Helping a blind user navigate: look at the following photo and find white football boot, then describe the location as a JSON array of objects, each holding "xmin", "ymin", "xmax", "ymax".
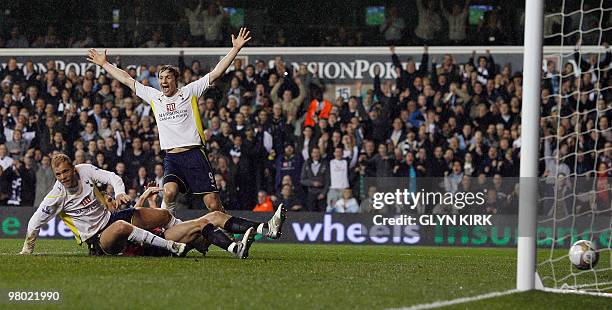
[
  {"xmin": 235, "ymin": 227, "xmax": 256, "ymax": 259},
  {"xmin": 266, "ymin": 204, "xmax": 287, "ymax": 239}
]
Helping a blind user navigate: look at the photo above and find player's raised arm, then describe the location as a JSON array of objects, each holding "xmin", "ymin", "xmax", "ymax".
[
  {"xmin": 87, "ymin": 48, "xmax": 136, "ymax": 92},
  {"xmin": 208, "ymin": 27, "xmax": 252, "ymax": 84}
]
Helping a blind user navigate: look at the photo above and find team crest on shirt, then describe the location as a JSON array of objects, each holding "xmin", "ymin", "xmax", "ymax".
[
  {"xmin": 81, "ymin": 196, "xmax": 94, "ymax": 207},
  {"xmin": 166, "ymin": 103, "xmax": 176, "ymax": 112}
]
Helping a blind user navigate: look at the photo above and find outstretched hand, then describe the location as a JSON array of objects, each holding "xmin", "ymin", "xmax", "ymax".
[
  {"xmin": 232, "ymin": 27, "xmax": 252, "ymax": 50},
  {"xmin": 87, "ymin": 48, "xmax": 108, "ymax": 67}
]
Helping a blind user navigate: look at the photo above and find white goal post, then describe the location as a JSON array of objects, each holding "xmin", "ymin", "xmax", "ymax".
[
  {"xmin": 517, "ymin": 0, "xmax": 544, "ymax": 292},
  {"xmin": 519, "ymin": 0, "xmax": 612, "ymax": 295}
]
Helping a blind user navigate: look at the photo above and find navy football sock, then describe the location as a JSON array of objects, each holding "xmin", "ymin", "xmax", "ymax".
[
  {"xmin": 201, "ymin": 224, "xmax": 236, "ymax": 253},
  {"xmin": 223, "ymin": 216, "xmax": 265, "ymax": 234}
]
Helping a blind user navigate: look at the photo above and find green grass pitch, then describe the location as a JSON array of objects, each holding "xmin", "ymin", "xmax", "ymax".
[{"xmin": 0, "ymin": 239, "xmax": 609, "ymax": 309}]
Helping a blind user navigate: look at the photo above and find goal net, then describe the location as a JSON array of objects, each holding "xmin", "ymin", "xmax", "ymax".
[{"xmin": 536, "ymin": 0, "xmax": 611, "ymax": 295}]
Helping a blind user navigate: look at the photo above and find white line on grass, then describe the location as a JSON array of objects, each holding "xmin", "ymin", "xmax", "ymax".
[
  {"xmin": 0, "ymin": 251, "xmax": 83, "ymax": 256},
  {"xmin": 541, "ymin": 287, "xmax": 612, "ymax": 298},
  {"xmin": 388, "ymin": 289, "xmax": 518, "ymax": 310},
  {"xmin": 391, "ymin": 287, "xmax": 612, "ymax": 310}
]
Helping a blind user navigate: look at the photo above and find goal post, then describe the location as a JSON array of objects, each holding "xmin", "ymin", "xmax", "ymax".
[
  {"xmin": 519, "ymin": 0, "xmax": 612, "ymax": 295},
  {"xmin": 517, "ymin": 0, "xmax": 544, "ymax": 291}
]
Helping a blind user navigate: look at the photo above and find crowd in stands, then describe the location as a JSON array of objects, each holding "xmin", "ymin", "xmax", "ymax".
[
  {"xmin": 0, "ymin": 40, "xmax": 610, "ymax": 214},
  {"xmin": 4, "ymin": 0, "xmax": 601, "ymax": 48}
]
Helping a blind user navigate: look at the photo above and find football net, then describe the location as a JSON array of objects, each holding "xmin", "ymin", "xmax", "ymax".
[{"xmin": 537, "ymin": 0, "xmax": 611, "ymax": 295}]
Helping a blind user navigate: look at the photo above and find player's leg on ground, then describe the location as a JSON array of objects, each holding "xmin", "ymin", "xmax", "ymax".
[
  {"xmin": 202, "ymin": 193, "xmax": 226, "ymax": 212},
  {"xmin": 131, "ymin": 208, "xmax": 182, "ymax": 230},
  {"xmin": 194, "ymin": 193, "xmax": 227, "ymax": 254},
  {"xmin": 205, "ymin": 205, "xmax": 287, "ymax": 239},
  {"xmin": 165, "ymin": 218, "xmax": 254, "ymax": 258},
  {"xmin": 161, "ymin": 182, "xmax": 179, "ymax": 214},
  {"xmin": 99, "ymin": 220, "xmax": 186, "ymax": 255},
  {"xmin": 164, "ymin": 217, "xmax": 209, "ymax": 244},
  {"xmin": 162, "ymin": 217, "xmax": 210, "ymax": 256},
  {"xmin": 201, "ymin": 222, "xmax": 255, "ymax": 259}
]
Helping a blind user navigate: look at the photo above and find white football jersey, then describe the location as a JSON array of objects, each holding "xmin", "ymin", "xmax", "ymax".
[
  {"xmin": 25, "ymin": 164, "xmax": 126, "ymax": 244},
  {"xmin": 135, "ymin": 74, "xmax": 210, "ymax": 150}
]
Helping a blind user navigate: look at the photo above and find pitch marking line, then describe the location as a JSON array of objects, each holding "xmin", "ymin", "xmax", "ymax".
[
  {"xmin": 541, "ymin": 287, "xmax": 612, "ymax": 298},
  {"xmin": 388, "ymin": 289, "xmax": 519, "ymax": 310}
]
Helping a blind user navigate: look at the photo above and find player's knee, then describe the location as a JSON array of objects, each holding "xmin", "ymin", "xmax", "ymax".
[
  {"xmin": 203, "ymin": 196, "xmax": 224, "ymax": 212},
  {"xmin": 113, "ymin": 220, "xmax": 133, "ymax": 236},
  {"xmin": 163, "ymin": 187, "xmax": 177, "ymax": 201},
  {"xmin": 196, "ymin": 217, "xmax": 210, "ymax": 229},
  {"xmin": 208, "ymin": 211, "xmax": 223, "ymax": 221}
]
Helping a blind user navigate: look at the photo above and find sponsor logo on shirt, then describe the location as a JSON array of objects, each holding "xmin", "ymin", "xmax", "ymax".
[
  {"xmin": 158, "ymin": 109, "xmax": 189, "ymax": 122},
  {"xmin": 166, "ymin": 103, "xmax": 176, "ymax": 112}
]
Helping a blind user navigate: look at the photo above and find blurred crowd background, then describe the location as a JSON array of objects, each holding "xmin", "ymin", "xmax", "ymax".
[
  {"xmin": 0, "ymin": 0, "xmax": 608, "ymax": 48},
  {"xmin": 0, "ymin": 0, "xmax": 609, "ymax": 215}
]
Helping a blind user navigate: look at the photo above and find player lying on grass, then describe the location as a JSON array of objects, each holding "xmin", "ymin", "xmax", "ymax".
[
  {"xmin": 19, "ymin": 154, "xmax": 187, "ymax": 256},
  {"xmin": 107, "ymin": 186, "xmax": 287, "ymax": 258}
]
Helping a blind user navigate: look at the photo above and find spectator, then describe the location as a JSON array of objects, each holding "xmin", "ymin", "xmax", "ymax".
[
  {"xmin": 253, "ymin": 190, "xmax": 273, "ymax": 212},
  {"xmin": 0, "ymin": 144, "xmax": 14, "ymax": 171},
  {"xmin": 271, "ymin": 76, "xmax": 305, "ymax": 118},
  {"xmin": 477, "ymin": 11, "xmax": 508, "ymax": 45},
  {"xmin": 390, "ymin": 46, "xmax": 429, "ymax": 93},
  {"xmin": 300, "ymin": 147, "xmax": 329, "ymax": 212},
  {"xmin": 359, "ymin": 186, "xmax": 379, "ymax": 213},
  {"xmin": 367, "ymin": 143, "xmax": 394, "ymax": 177},
  {"xmin": 276, "ymin": 184, "xmax": 302, "ymax": 211},
  {"xmin": 4, "ymin": 160, "xmax": 25, "ymax": 205},
  {"xmin": 184, "ymin": 1, "xmax": 206, "ymax": 45},
  {"xmin": 440, "ymin": 0, "xmax": 470, "ymax": 44},
  {"xmin": 122, "ymin": 137, "xmax": 150, "ymax": 181},
  {"xmin": 202, "ymin": 2, "xmax": 226, "ymax": 46},
  {"xmin": 2, "ymin": 58, "xmax": 23, "ymax": 83},
  {"xmin": 21, "ymin": 156, "xmax": 36, "ymax": 206},
  {"xmin": 573, "ymin": 41, "xmax": 611, "ymax": 83},
  {"xmin": 81, "ymin": 122, "xmax": 99, "ymax": 143},
  {"xmin": 34, "ymin": 155, "xmax": 54, "ymax": 207},
  {"xmin": 304, "ymin": 97, "xmax": 333, "ymax": 128},
  {"xmin": 6, "ymin": 27, "xmax": 29, "ymax": 48},
  {"xmin": 327, "ymin": 188, "xmax": 359, "ymax": 213},
  {"xmin": 6, "ymin": 129, "xmax": 30, "ymax": 160},
  {"xmin": 327, "ymin": 146, "xmax": 351, "ymax": 208},
  {"xmin": 131, "ymin": 166, "xmax": 151, "ymax": 196},
  {"xmin": 380, "ymin": 6, "xmax": 405, "ymax": 45},
  {"xmin": 297, "ymin": 126, "xmax": 316, "ymax": 161},
  {"xmin": 275, "ymin": 143, "xmax": 302, "ymax": 193},
  {"xmin": 469, "ymin": 50, "xmax": 497, "ymax": 85},
  {"xmin": 414, "ymin": 0, "xmax": 442, "ymax": 44}
]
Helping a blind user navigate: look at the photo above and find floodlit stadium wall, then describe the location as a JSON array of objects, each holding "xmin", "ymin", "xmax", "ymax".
[{"xmin": 1, "ymin": 208, "xmax": 609, "ymax": 248}]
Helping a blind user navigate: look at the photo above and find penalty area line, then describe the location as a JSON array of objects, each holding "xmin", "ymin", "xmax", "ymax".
[{"xmin": 388, "ymin": 289, "xmax": 518, "ymax": 310}]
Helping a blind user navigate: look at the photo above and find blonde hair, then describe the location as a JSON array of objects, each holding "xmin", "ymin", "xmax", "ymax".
[{"xmin": 51, "ymin": 153, "xmax": 73, "ymax": 170}]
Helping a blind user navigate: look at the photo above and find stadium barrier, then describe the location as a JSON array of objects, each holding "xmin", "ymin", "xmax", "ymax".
[{"xmin": 0, "ymin": 207, "xmax": 609, "ymax": 248}]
